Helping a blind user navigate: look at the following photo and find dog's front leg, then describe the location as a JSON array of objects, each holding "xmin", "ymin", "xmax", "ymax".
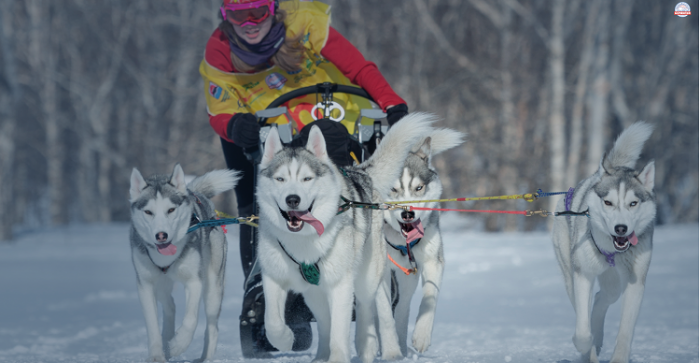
[
  {"xmin": 262, "ymin": 274, "xmax": 294, "ymax": 351},
  {"xmin": 375, "ymin": 272, "xmax": 402, "ymax": 360},
  {"xmin": 137, "ymin": 281, "xmax": 166, "ymax": 362},
  {"xmin": 610, "ymin": 257, "xmax": 650, "ymax": 363},
  {"xmin": 327, "ymin": 277, "xmax": 354, "ymax": 363},
  {"xmin": 572, "ymin": 270, "xmax": 597, "ymax": 362},
  {"xmin": 412, "ymin": 250, "xmax": 444, "ymax": 353},
  {"xmin": 168, "ymin": 278, "xmax": 203, "ymax": 357}
]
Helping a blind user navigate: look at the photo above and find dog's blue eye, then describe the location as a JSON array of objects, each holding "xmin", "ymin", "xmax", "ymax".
[
  {"xmin": 604, "ymin": 200, "xmax": 613, "ymax": 206},
  {"xmin": 630, "ymin": 201, "xmax": 638, "ymax": 207},
  {"xmin": 144, "ymin": 210, "xmax": 153, "ymax": 215},
  {"xmin": 391, "ymin": 188, "xmax": 398, "ymax": 193},
  {"xmin": 275, "ymin": 177, "xmax": 284, "ymax": 182},
  {"xmin": 303, "ymin": 177, "xmax": 313, "ymax": 182},
  {"xmin": 416, "ymin": 185, "xmax": 424, "ymax": 191},
  {"xmin": 167, "ymin": 208, "xmax": 175, "ymax": 214}
]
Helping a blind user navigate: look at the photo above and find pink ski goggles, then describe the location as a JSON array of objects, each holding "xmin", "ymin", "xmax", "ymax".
[{"xmin": 221, "ymin": 0, "xmax": 275, "ymax": 27}]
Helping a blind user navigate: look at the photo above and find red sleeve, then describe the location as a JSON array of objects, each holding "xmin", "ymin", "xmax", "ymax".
[
  {"xmin": 320, "ymin": 27, "xmax": 406, "ymax": 111},
  {"xmin": 204, "ymin": 29, "xmax": 235, "ymax": 142}
]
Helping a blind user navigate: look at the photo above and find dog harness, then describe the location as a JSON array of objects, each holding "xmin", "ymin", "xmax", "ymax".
[
  {"xmin": 385, "ymin": 237, "xmax": 422, "ymax": 257},
  {"xmin": 277, "ymin": 240, "xmax": 321, "ymax": 285}
]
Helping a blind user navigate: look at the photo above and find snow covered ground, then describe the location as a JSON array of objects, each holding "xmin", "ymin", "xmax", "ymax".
[{"xmin": 0, "ymin": 215, "xmax": 697, "ymax": 363}]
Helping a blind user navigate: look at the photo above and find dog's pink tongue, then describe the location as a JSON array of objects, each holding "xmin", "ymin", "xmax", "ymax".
[
  {"xmin": 629, "ymin": 231, "xmax": 638, "ymax": 246},
  {"xmin": 289, "ymin": 210, "xmax": 325, "ymax": 236},
  {"xmin": 157, "ymin": 243, "xmax": 177, "ymax": 256},
  {"xmin": 406, "ymin": 220, "xmax": 425, "ymax": 242}
]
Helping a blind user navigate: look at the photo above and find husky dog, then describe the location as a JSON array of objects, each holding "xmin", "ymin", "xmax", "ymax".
[
  {"xmin": 255, "ymin": 113, "xmax": 437, "ymax": 363},
  {"xmin": 375, "ymin": 129, "xmax": 464, "ymax": 358},
  {"xmin": 129, "ymin": 164, "xmax": 240, "ymax": 362},
  {"xmin": 551, "ymin": 122, "xmax": 655, "ymax": 363}
]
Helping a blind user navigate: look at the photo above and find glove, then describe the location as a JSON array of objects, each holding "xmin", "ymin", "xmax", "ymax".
[
  {"xmin": 227, "ymin": 113, "xmax": 261, "ymax": 149},
  {"xmin": 386, "ymin": 104, "xmax": 408, "ymax": 126}
]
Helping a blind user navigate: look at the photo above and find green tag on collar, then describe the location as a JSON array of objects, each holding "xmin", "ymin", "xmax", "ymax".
[{"xmin": 300, "ymin": 263, "xmax": 320, "ymax": 285}]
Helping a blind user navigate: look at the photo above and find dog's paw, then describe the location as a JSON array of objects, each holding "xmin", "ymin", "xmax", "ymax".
[
  {"xmin": 168, "ymin": 333, "xmax": 191, "ymax": 358},
  {"xmin": 412, "ymin": 325, "xmax": 432, "ymax": 353},
  {"xmin": 582, "ymin": 348, "xmax": 600, "ymax": 363},
  {"xmin": 266, "ymin": 324, "xmax": 294, "ymax": 351},
  {"xmin": 572, "ymin": 332, "xmax": 594, "ymax": 354},
  {"xmin": 381, "ymin": 349, "xmax": 404, "ymax": 361},
  {"xmin": 146, "ymin": 354, "xmax": 166, "ymax": 363}
]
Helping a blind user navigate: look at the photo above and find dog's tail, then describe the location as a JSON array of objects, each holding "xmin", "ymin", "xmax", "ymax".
[
  {"xmin": 413, "ymin": 127, "xmax": 466, "ymax": 155},
  {"xmin": 188, "ymin": 169, "xmax": 241, "ymax": 199},
  {"xmin": 603, "ymin": 121, "xmax": 654, "ymax": 170},
  {"xmin": 362, "ymin": 112, "xmax": 438, "ymax": 196}
]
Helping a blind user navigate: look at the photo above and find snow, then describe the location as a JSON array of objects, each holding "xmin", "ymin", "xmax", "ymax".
[{"xmin": 0, "ymin": 216, "xmax": 697, "ymax": 363}]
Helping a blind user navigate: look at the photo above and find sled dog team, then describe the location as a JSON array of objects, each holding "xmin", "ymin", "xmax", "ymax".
[{"xmin": 129, "ymin": 114, "xmax": 655, "ymax": 363}]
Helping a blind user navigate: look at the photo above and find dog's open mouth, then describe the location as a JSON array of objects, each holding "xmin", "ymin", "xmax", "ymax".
[
  {"xmin": 156, "ymin": 242, "xmax": 177, "ymax": 256},
  {"xmin": 399, "ymin": 219, "xmax": 425, "ymax": 241},
  {"xmin": 279, "ymin": 202, "xmax": 325, "ymax": 235},
  {"xmin": 611, "ymin": 231, "xmax": 638, "ymax": 252}
]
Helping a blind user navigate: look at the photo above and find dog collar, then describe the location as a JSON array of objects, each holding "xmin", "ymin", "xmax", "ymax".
[{"xmin": 277, "ymin": 240, "xmax": 320, "ymax": 285}]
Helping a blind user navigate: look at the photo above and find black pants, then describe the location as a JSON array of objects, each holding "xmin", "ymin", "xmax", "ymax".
[{"xmin": 220, "ymin": 138, "xmax": 257, "ymax": 280}]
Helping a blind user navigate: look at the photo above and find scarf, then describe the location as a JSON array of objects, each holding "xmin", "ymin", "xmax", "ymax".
[{"xmin": 228, "ymin": 22, "xmax": 286, "ymax": 66}]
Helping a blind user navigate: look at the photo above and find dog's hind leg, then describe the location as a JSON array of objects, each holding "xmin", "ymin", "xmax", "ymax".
[
  {"xmin": 376, "ymin": 272, "xmax": 402, "ymax": 360},
  {"xmin": 590, "ymin": 267, "xmax": 621, "ymax": 355},
  {"xmin": 156, "ymin": 278, "xmax": 176, "ymax": 359},
  {"xmin": 169, "ymin": 278, "xmax": 203, "ymax": 357},
  {"xmin": 412, "ymin": 244, "xmax": 444, "ymax": 354}
]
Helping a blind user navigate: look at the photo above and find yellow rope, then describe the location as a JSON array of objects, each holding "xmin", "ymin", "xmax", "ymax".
[{"xmin": 383, "ymin": 192, "xmax": 538, "ymax": 205}]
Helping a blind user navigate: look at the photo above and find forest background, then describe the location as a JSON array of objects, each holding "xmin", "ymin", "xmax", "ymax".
[{"xmin": 0, "ymin": 0, "xmax": 697, "ymax": 240}]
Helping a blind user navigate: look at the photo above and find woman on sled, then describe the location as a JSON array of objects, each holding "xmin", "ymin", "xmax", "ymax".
[{"xmin": 199, "ymin": 0, "xmax": 407, "ymax": 357}]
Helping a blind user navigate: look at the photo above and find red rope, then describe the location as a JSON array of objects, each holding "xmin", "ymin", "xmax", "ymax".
[{"xmin": 409, "ymin": 206, "xmax": 528, "ymax": 215}]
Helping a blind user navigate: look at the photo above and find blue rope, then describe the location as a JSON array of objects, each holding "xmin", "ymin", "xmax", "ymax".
[
  {"xmin": 536, "ymin": 188, "xmax": 570, "ymax": 198},
  {"xmin": 187, "ymin": 218, "xmax": 241, "ymax": 233}
]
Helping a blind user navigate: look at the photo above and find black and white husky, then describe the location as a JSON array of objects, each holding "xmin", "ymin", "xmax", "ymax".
[
  {"xmin": 375, "ymin": 129, "xmax": 464, "ymax": 358},
  {"xmin": 255, "ymin": 113, "xmax": 436, "ymax": 363},
  {"xmin": 129, "ymin": 164, "xmax": 239, "ymax": 362},
  {"xmin": 551, "ymin": 122, "xmax": 655, "ymax": 363}
]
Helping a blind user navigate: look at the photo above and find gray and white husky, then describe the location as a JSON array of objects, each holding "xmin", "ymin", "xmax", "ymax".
[
  {"xmin": 551, "ymin": 122, "xmax": 655, "ymax": 363},
  {"xmin": 375, "ymin": 129, "xmax": 464, "ymax": 358},
  {"xmin": 129, "ymin": 164, "xmax": 240, "ymax": 362},
  {"xmin": 256, "ymin": 113, "xmax": 437, "ymax": 363}
]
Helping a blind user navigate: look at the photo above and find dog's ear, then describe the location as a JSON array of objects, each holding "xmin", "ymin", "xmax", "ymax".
[
  {"xmin": 637, "ymin": 160, "xmax": 655, "ymax": 192},
  {"xmin": 261, "ymin": 127, "xmax": 283, "ymax": 168},
  {"xmin": 414, "ymin": 137, "xmax": 432, "ymax": 165},
  {"xmin": 170, "ymin": 163, "xmax": 187, "ymax": 194},
  {"xmin": 305, "ymin": 125, "xmax": 329, "ymax": 162},
  {"xmin": 129, "ymin": 168, "xmax": 147, "ymax": 202}
]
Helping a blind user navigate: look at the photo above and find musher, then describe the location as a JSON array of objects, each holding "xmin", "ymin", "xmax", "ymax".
[{"xmin": 199, "ymin": 0, "xmax": 408, "ymax": 356}]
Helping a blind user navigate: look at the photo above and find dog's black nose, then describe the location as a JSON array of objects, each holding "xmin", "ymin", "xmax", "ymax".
[
  {"xmin": 401, "ymin": 210, "xmax": 415, "ymax": 222},
  {"xmin": 156, "ymin": 232, "xmax": 168, "ymax": 242},
  {"xmin": 286, "ymin": 194, "xmax": 301, "ymax": 209},
  {"xmin": 614, "ymin": 224, "xmax": 628, "ymax": 236}
]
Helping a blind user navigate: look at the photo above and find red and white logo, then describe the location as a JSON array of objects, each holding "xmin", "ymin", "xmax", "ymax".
[{"xmin": 675, "ymin": 2, "xmax": 691, "ymax": 17}]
